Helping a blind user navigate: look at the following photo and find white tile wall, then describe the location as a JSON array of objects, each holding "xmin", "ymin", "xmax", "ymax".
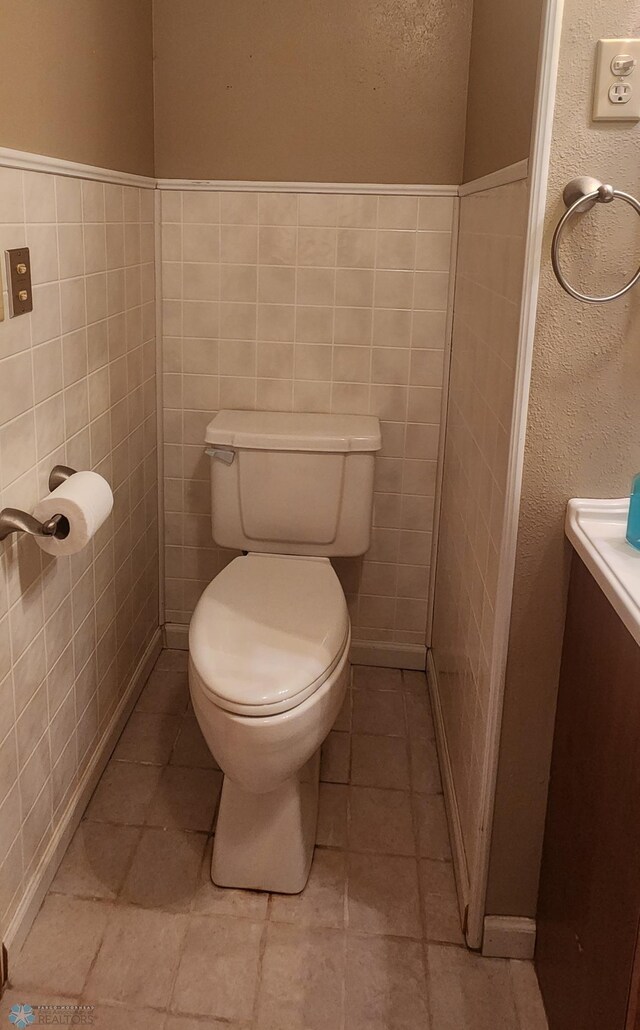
[
  {"xmin": 0, "ymin": 167, "xmax": 159, "ymax": 935},
  {"xmin": 160, "ymin": 190, "xmax": 455, "ymax": 647},
  {"xmin": 430, "ymin": 179, "xmax": 528, "ymax": 873}
]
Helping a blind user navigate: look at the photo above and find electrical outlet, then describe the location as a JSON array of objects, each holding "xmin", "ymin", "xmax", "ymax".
[{"xmin": 593, "ymin": 38, "xmax": 640, "ymax": 121}]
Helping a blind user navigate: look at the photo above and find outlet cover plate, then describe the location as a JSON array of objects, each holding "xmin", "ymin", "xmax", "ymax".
[{"xmin": 593, "ymin": 38, "xmax": 640, "ymax": 121}]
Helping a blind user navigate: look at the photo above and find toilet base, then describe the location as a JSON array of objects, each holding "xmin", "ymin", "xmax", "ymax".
[{"xmin": 211, "ymin": 749, "xmax": 320, "ymax": 894}]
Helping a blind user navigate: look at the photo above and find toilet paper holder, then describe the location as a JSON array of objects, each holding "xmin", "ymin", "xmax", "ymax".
[{"xmin": 0, "ymin": 464, "xmax": 76, "ymax": 542}]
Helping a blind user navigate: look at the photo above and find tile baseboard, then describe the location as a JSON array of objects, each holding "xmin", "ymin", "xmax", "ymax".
[
  {"xmin": 3, "ymin": 627, "xmax": 162, "ymax": 963},
  {"xmin": 427, "ymin": 648, "xmax": 471, "ymax": 940},
  {"xmin": 164, "ymin": 622, "xmax": 426, "ymax": 671},
  {"xmin": 482, "ymin": 916, "xmax": 537, "ymax": 960},
  {"xmin": 164, "ymin": 622, "xmax": 190, "ymax": 650},
  {"xmin": 349, "ymin": 641, "xmax": 426, "ymax": 670}
]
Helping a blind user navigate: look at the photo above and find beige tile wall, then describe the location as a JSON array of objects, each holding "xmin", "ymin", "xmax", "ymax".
[
  {"xmin": 160, "ymin": 190, "xmax": 455, "ymax": 650},
  {"xmin": 430, "ymin": 179, "xmax": 528, "ymax": 875},
  {"xmin": 0, "ymin": 167, "xmax": 159, "ymax": 937}
]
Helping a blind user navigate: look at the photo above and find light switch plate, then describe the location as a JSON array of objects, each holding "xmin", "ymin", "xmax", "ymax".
[
  {"xmin": 4, "ymin": 247, "xmax": 33, "ymax": 316},
  {"xmin": 593, "ymin": 38, "xmax": 640, "ymax": 121}
]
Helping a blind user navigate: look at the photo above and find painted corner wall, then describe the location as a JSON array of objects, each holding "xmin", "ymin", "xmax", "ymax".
[
  {"xmin": 486, "ymin": 0, "xmax": 640, "ymax": 918},
  {"xmin": 152, "ymin": 0, "xmax": 473, "ymax": 184},
  {"xmin": 0, "ymin": 0, "xmax": 155, "ymax": 177},
  {"xmin": 462, "ymin": 0, "xmax": 544, "ymax": 183}
]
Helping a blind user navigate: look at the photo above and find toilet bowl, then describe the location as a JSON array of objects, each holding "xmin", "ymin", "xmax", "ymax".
[
  {"xmin": 189, "ymin": 551, "xmax": 351, "ymax": 893},
  {"xmin": 188, "ymin": 409, "xmax": 380, "ymax": 894}
]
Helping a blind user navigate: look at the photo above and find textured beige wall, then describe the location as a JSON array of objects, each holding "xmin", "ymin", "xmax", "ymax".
[
  {"xmin": 0, "ymin": 0, "xmax": 154, "ymax": 176},
  {"xmin": 462, "ymin": 0, "xmax": 544, "ymax": 182},
  {"xmin": 486, "ymin": 0, "xmax": 640, "ymax": 917},
  {"xmin": 152, "ymin": 0, "xmax": 473, "ymax": 184}
]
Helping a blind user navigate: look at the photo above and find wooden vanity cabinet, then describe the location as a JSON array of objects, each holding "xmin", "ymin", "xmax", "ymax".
[{"xmin": 536, "ymin": 554, "xmax": 640, "ymax": 1030}]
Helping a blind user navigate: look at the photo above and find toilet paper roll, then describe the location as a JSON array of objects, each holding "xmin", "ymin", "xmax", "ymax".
[{"xmin": 33, "ymin": 471, "xmax": 113, "ymax": 556}]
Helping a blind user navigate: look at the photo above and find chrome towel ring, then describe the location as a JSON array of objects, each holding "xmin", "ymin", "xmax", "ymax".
[{"xmin": 551, "ymin": 176, "xmax": 640, "ymax": 304}]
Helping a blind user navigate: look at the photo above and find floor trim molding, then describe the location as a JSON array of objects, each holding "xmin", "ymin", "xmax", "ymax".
[
  {"xmin": 427, "ymin": 649, "xmax": 471, "ymax": 938},
  {"xmin": 164, "ymin": 622, "xmax": 189, "ymax": 650},
  {"xmin": 3, "ymin": 628, "xmax": 162, "ymax": 962},
  {"xmin": 349, "ymin": 641, "xmax": 426, "ymax": 670},
  {"xmin": 482, "ymin": 916, "xmax": 537, "ymax": 960},
  {"xmin": 164, "ymin": 623, "xmax": 426, "ymax": 671}
]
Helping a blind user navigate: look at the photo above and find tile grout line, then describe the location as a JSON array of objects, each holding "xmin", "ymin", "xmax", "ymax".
[
  {"xmin": 404, "ymin": 670, "xmax": 437, "ymax": 1021},
  {"xmin": 250, "ymin": 898, "xmax": 272, "ymax": 1029}
]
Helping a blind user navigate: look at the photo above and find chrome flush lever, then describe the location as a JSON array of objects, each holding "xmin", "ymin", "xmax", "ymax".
[{"xmin": 205, "ymin": 448, "xmax": 235, "ymax": 465}]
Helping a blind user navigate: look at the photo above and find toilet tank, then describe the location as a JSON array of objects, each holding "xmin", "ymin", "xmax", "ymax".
[{"xmin": 205, "ymin": 410, "xmax": 381, "ymax": 556}]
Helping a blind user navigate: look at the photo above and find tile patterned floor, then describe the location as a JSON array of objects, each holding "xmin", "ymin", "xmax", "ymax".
[{"xmin": 2, "ymin": 650, "xmax": 548, "ymax": 1029}]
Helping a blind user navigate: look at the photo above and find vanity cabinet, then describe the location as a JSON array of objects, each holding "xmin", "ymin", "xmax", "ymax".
[{"xmin": 536, "ymin": 554, "xmax": 640, "ymax": 1030}]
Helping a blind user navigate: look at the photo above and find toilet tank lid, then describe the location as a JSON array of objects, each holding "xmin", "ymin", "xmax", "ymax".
[{"xmin": 205, "ymin": 410, "xmax": 381, "ymax": 452}]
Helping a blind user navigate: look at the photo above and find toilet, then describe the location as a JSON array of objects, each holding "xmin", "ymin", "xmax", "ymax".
[{"xmin": 188, "ymin": 409, "xmax": 381, "ymax": 893}]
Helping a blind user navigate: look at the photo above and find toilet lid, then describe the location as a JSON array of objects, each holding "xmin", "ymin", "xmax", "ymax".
[{"xmin": 189, "ymin": 553, "xmax": 350, "ymax": 715}]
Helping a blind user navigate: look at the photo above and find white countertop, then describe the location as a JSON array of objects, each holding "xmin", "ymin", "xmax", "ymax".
[{"xmin": 566, "ymin": 498, "xmax": 640, "ymax": 648}]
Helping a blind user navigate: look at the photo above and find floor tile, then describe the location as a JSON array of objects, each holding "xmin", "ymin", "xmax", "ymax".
[
  {"xmin": 85, "ymin": 761, "xmax": 162, "ymax": 825},
  {"xmin": 50, "ymin": 822, "xmax": 140, "ymax": 900},
  {"xmin": 345, "ymin": 932, "xmax": 428, "ymax": 1029},
  {"xmin": 85, "ymin": 906, "xmax": 188, "ymax": 1009},
  {"xmin": 332, "ymin": 690, "xmax": 352, "ymax": 732},
  {"xmin": 255, "ymin": 923, "xmax": 345, "ymax": 1030},
  {"xmin": 509, "ymin": 960, "xmax": 549, "ymax": 1030},
  {"xmin": 351, "ymin": 734, "xmax": 410, "ymax": 789},
  {"xmin": 427, "ymin": 943, "xmax": 521, "ymax": 1029},
  {"xmin": 120, "ymin": 827, "xmax": 207, "ymax": 912},
  {"xmin": 171, "ymin": 915, "xmax": 263, "ymax": 1021},
  {"xmin": 155, "ymin": 649, "xmax": 189, "ymax": 672},
  {"xmin": 405, "ymin": 692, "xmax": 435, "ymax": 740},
  {"xmin": 316, "ymin": 783, "xmax": 348, "ymax": 848},
  {"xmin": 319, "ymin": 730, "xmax": 350, "ymax": 783},
  {"xmin": 414, "ymin": 794, "xmax": 451, "ymax": 860},
  {"xmin": 114, "ymin": 711, "xmax": 182, "ymax": 764},
  {"xmin": 9, "ymin": 651, "xmax": 545, "ymax": 1030},
  {"xmin": 352, "ymin": 689, "xmax": 406, "ymax": 736},
  {"xmin": 410, "ymin": 737, "xmax": 442, "ymax": 793},
  {"xmin": 10, "ymin": 895, "xmax": 109, "ymax": 995},
  {"xmin": 146, "ymin": 766, "xmax": 222, "ymax": 831},
  {"xmin": 402, "ymin": 669, "xmax": 428, "ymax": 693},
  {"xmin": 347, "ymin": 852, "xmax": 421, "ymax": 938},
  {"xmin": 82, "ymin": 1004, "xmax": 164, "ymax": 1029},
  {"xmin": 192, "ymin": 840, "xmax": 269, "ymax": 920},
  {"xmin": 353, "ymin": 666, "xmax": 403, "ymax": 691},
  {"xmin": 270, "ymin": 848, "xmax": 346, "ymax": 929},
  {"xmin": 1, "ymin": 991, "xmax": 80, "ymax": 1009},
  {"xmin": 165, "ymin": 1017, "xmax": 249, "ymax": 1029},
  {"xmin": 348, "ymin": 786, "xmax": 415, "ymax": 855},
  {"xmin": 420, "ymin": 859, "xmax": 464, "ymax": 944},
  {"xmin": 171, "ymin": 716, "xmax": 218, "ymax": 769},
  {"xmin": 136, "ymin": 669, "xmax": 190, "ymax": 715}
]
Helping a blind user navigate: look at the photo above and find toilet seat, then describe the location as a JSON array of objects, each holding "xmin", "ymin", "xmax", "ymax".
[{"xmin": 189, "ymin": 552, "xmax": 350, "ymax": 717}]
